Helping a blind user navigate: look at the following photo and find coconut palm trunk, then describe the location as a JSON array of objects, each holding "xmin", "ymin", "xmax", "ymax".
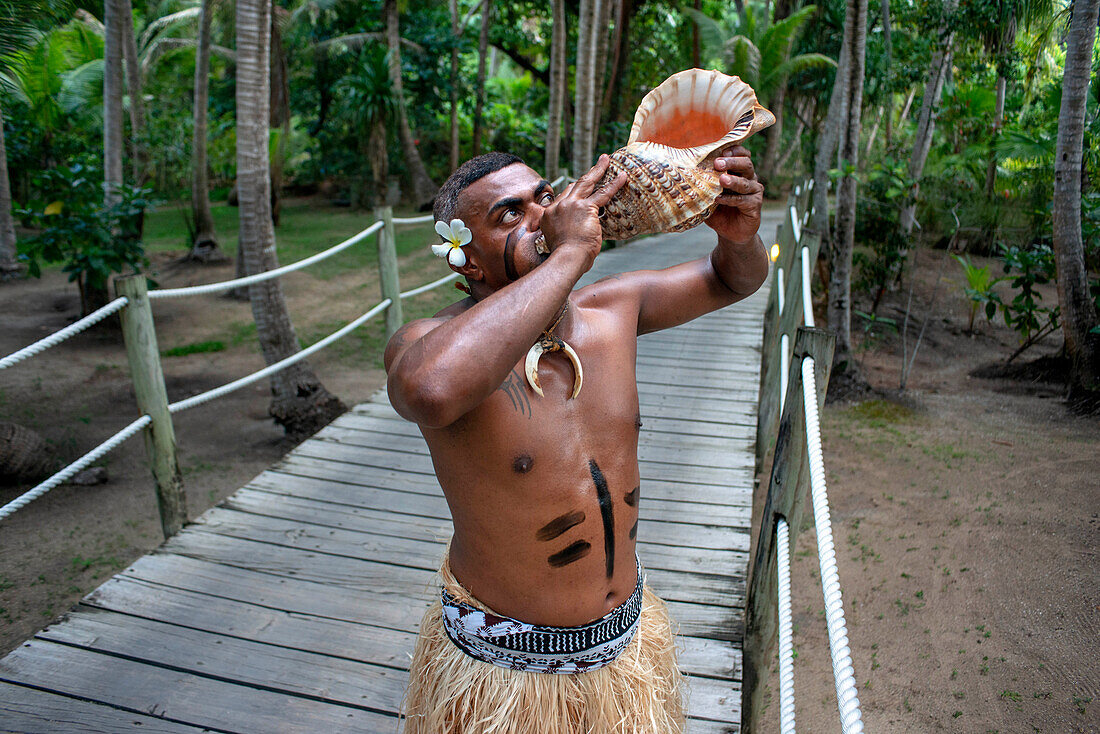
[
  {"xmin": 104, "ymin": 0, "xmax": 125, "ymax": 208},
  {"xmin": 571, "ymin": 0, "xmax": 596, "ymax": 174},
  {"xmin": 590, "ymin": 0, "xmax": 613, "ymax": 154},
  {"xmin": 1052, "ymin": 0, "xmax": 1100, "ymax": 405},
  {"xmin": 0, "ymin": 101, "xmax": 18, "ymax": 277},
  {"xmin": 235, "ymin": 0, "xmax": 345, "ymax": 439},
  {"xmin": 472, "ymin": 0, "xmax": 491, "ymax": 157},
  {"xmin": 383, "ymin": 0, "xmax": 437, "ymax": 209},
  {"xmin": 827, "ymin": 0, "xmax": 868, "ymax": 384},
  {"xmin": 809, "ymin": 42, "xmax": 848, "ymax": 246},
  {"xmin": 899, "ymin": 0, "xmax": 956, "ymax": 236},
  {"xmin": 120, "ymin": 0, "xmax": 147, "ymax": 187},
  {"xmin": 448, "ymin": 0, "xmax": 461, "ymax": 171},
  {"xmin": 188, "ymin": 0, "xmax": 223, "ymax": 262},
  {"xmin": 545, "ymin": 0, "xmax": 566, "ymax": 180}
]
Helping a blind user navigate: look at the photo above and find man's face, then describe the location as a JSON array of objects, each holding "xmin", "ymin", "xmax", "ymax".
[{"xmin": 455, "ymin": 163, "xmax": 555, "ymax": 290}]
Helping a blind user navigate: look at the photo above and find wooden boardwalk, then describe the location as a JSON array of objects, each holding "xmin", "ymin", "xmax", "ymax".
[{"xmin": 0, "ymin": 224, "xmax": 769, "ymax": 734}]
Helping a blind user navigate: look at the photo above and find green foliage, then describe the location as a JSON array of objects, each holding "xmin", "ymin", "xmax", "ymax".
[
  {"xmin": 16, "ymin": 163, "xmax": 151, "ymax": 309},
  {"xmin": 953, "ymin": 254, "xmax": 1003, "ymax": 332},
  {"xmin": 853, "ymin": 158, "xmax": 911, "ymax": 304},
  {"xmin": 162, "ymin": 340, "xmax": 226, "ymax": 357},
  {"xmin": 982, "ymin": 244, "xmax": 1059, "ymax": 352}
]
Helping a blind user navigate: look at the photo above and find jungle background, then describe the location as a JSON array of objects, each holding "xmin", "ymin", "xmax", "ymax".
[{"xmin": 1, "ymin": 0, "xmax": 1098, "ymax": 731}]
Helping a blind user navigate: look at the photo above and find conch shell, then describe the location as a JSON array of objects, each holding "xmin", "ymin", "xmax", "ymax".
[{"xmin": 597, "ymin": 69, "xmax": 775, "ymax": 240}]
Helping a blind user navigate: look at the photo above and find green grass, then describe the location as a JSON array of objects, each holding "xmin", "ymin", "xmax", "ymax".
[
  {"xmin": 142, "ymin": 199, "xmax": 439, "ymax": 281},
  {"xmin": 162, "ymin": 340, "xmax": 226, "ymax": 357}
]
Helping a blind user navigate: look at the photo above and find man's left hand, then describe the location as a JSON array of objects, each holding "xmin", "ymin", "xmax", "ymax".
[{"xmin": 707, "ymin": 146, "xmax": 764, "ymax": 245}]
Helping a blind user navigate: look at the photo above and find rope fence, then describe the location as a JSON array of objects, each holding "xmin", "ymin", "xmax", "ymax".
[
  {"xmin": 1, "ymin": 174, "xmax": 574, "ymax": 526},
  {"xmin": 745, "ymin": 181, "xmax": 864, "ymax": 733},
  {"xmin": 0, "ymin": 297, "xmax": 129, "ymax": 370}
]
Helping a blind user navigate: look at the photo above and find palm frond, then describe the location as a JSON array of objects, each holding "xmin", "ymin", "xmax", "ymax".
[
  {"xmin": 682, "ymin": 7, "xmax": 731, "ymax": 66},
  {"xmin": 58, "ymin": 57, "xmax": 102, "ymax": 115},
  {"xmin": 995, "ymin": 129, "xmax": 1055, "ymax": 162},
  {"xmin": 314, "ymin": 32, "xmax": 424, "ymax": 56},
  {"xmin": 138, "ymin": 5, "xmax": 199, "ymax": 51},
  {"xmin": 725, "ymin": 35, "xmax": 762, "ymax": 88}
]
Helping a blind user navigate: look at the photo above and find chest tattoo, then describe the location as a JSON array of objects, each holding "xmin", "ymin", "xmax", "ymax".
[{"xmin": 498, "ymin": 369, "xmax": 532, "ymax": 418}]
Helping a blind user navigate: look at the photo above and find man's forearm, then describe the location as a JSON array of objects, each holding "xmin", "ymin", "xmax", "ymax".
[
  {"xmin": 391, "ymin": 246, "xmax": 590, "ymax": 426},
  {"xmin": 711, "ymin": 233, "xmax": 769, "ymax": 298}
]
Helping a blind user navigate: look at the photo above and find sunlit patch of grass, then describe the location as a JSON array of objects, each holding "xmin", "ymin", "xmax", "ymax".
[
  {"xmin": 162, "ymin": 340, "xmax": 227, "ymax": 357},
  {"xmin": 850, "ymin": 398, "xmax": 916, "ymax": 425}
]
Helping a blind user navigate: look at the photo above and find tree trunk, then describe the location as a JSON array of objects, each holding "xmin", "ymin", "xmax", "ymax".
[
  {"xmin": 1052, "ymin": 0, "xmax": 1100, "ymax": 404},
  {"xmin": 235, "ymin": 0, "xmax": 345, "ymax": 439},
  {"xmin": 472, "ymin": 0, "xmax": 491, "ymax": 157},
  {"xmin": 600, "ymin": 0, "xmax": 625, "ymax": 112},
  {"xmin": 984, "ymin": 73, "xmax": 1006, "ymax": 197},
  {"xmin": 827, "ymin": 0, "xmax": 868, "ymax": 381},
  {"xmin": 189, "ymin": 0, "xmax": 224, "ymax": 263},
  {"xmin": 104, "ymin": 0, "xmax": 125, "ymax": 207},
  {"xmin": 881, "ymin": 0, "xmax": 892, "ymax": 148},
  {"xmin": 590, "ymin": 0, "xmax": 614, "ymax": 154},
  {"xmin": 571, "ymin": 0, "xmax": 595, "ymax": 174},
  {"xmin": 449, "ymin": 0, "xmax": 461, "ymax": 172},
  {"xmin": 384, "ymin": 0, "xmax": 438, "ymax": 208},
  {"xmin": 760, "ymin": 0, "xmax": 794, "ymax": 183},
  {"xmin": 545, "ymin": 0, "xmax": 566, "ymax": 180},
  {"xmin": 0, "ymin": 102, "xmax": 20, "ymax": 277},
  {"xmin": 809, "ymin": 39, "xmax": 848, "ymax": 246},
  {"xmin": 120, "ymin": 0, "xmax": 147, "ymax": 188},
  {"xmin": 899, "ymin": 0, "xmax": 956, "ymax": 236},
  {"xmin": 607, "ymin": 0, "xmax": 634, "ymax": 125}
]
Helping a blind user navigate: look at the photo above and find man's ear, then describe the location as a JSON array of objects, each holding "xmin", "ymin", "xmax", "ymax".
[{"xmin": 453, "ymin": 248, "xmax": 483, "ymax": 282}]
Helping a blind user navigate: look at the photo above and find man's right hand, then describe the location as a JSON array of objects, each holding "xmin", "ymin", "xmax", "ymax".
[{"xmin": 539, "ymin": 155, "xmax": 627, "ymax": 272}]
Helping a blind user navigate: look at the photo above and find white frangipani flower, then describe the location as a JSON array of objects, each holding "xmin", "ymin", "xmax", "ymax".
[{"xmin": 432, "ymin": 218, "xmax": 472, "ymax": 268}]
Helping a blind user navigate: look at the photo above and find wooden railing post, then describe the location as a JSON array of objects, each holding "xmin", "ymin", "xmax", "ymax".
[
  {"xmin": 743, "ymin": 326, "xmax": 835, "ymax": 734},
  {"xmin": 115, "ymin": 275, "xmax": 186, "ymax": 538},
  {"xmin": 375, "ymin": 205, "xmax": 403, "ymax": 341}
]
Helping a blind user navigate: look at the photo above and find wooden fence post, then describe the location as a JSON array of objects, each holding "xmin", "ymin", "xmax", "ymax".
[
  {"xmin": 743, "ymin": 326, "xmax": 835, "ymax": 734},
  {"xmin": 375, "ymin": 205, "xmax": 403, "ymax": 341},
  {"xmin": 115, "ymin": 275, "xmax": 186, "ymax": 538}
]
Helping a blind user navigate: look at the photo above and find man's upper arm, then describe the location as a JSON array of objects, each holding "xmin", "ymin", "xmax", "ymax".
[{"xmin": 590, "ymin": 256, "xmax": 748, "ymax": 335}]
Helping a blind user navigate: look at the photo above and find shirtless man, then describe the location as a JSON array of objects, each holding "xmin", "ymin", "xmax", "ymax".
[{"xmin": 387, "ymin": 149, "xmax": 767, "ymax": 734}]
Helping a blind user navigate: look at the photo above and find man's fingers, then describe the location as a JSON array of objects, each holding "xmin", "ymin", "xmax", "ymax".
[
  {"xmin": 574, "ymin": 154, "xmax": 611, "ymax": 196},
  {"xmin": 591, "ymin": 172, "xmax": 628, "ymax": 208},
  {"xmin": 719, "ymin": 175, "xmax": 763, "ymax": 195},
  {"xmin": 715, "ymin": 156, "xmax": 756, "ymax": 179}
]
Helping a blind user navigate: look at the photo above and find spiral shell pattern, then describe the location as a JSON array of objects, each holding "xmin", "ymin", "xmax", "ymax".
[{"xmin": 597, "ymin": 70, "xmax": 774, "ymax": 241}]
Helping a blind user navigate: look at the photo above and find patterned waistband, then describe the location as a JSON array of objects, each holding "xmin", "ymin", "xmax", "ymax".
[{"xmin": 440, "ymin": 560, "xmax": 643, "ymax": 674}]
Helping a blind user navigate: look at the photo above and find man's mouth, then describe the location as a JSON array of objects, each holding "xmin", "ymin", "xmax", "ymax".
[{"xmin": 534, "ymin": 231, "xmax": 548, "ymax": 255}]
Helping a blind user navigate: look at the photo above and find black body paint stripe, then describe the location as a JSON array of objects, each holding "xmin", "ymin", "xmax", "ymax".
[
  {"xmin": 589, "ymin": 459, "xmax": 615, "ymax": 578},
  {"xmin": 629, "ymin": 519, "xmax": 638, "ymax": 540},
  {"xmin": 503, "ymin": 228, "xmax": 521, "ymax": 281},
  {"xmin": 536, "ymin": 510, "xmax": 585, "ymax": 541},
  {"xmin": 548, "ymin": 540, "xmax": 591, "ymax": 567},
  {"xmin": 624, "ymin": 486, "xmax": 639, "ymax": 507}
]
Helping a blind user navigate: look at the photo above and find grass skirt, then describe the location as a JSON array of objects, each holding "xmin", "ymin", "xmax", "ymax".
[{"xmin": 402, "ymin": 557, "xmax": 685, "ymax": 734}]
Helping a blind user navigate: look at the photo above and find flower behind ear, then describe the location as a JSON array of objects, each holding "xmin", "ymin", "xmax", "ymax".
[{"xmin": 432, "ymin": 218, "xmax": 472, "ymax": 268}]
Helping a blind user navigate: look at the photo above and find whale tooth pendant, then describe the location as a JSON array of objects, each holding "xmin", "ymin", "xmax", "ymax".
[
  {"xmin": 597, "ymin": 69, "xmax": 776, "ymax": 241},
  {"xmin": 524, "ymin": 335, "xmax": 583, "ymax": 399}
]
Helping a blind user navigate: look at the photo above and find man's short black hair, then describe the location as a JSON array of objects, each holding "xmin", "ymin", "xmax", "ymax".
[{"xmin": 434, "ymin": 152, "xmax": 525, "ymax": 224}]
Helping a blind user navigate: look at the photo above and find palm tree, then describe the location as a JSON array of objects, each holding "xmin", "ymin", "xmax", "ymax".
[
  {"xmin": 472, "ymin": 0, "xmax": 491, "ymax": 157},
  {"xmin": 338, "ymin": 47, "xmax": 396, "ymax": 208},
  {"xmin": 545, "ymin": 0, "xmax": 566, "ymax": 180},
  {"xmin": 235, "ymin": 0, "xmax": 345, "ymax": 438},
  {"xmin": 828, "ymin": 0, "xmax": 869, "ymax": 386},
  {"xmin": 103, "ymin": 0, "xmax": 124, "ymax": 208},
  {"xmin": 687, "ymin": 3, "xmax": 834, "ymax": 182},
  {"xmin": 1051, "ymin": 0, "xmax": 1100, "ymax": 405},
  {"xmin": 188, "ymin": 0, "xmax": 224, "ymax": 262},
  {"xmin": 383, "ymin": 0, "xmax": 437, "ymax": 209}
]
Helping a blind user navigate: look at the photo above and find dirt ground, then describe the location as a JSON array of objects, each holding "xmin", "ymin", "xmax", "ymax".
[
  {"xmin": 1, "ymin": 210, "xmax": 1097, "ymax": 734},
  {"xmin": 754, "ymin": 246, "xmax": 1100, "ymax": 733}
]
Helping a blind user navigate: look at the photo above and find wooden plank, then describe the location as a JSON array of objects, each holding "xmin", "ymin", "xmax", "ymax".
[
  {"xmin": 0, "ymin": 640, "xmax": 397, "ymax": 732},
  {"xmin": 36, "ymin": 609, "xmax": 409, "ymax": 713},
  {"xmin": 85, "ymin": 576, "xmax": 419, "ymax": 669},
  {"xmin": 685, "ymin": 674, "xmax": 742, "ymax": 725},
  {"xmin": 0, "ymin": 681, "xmax": 211, "ymax": 733}
]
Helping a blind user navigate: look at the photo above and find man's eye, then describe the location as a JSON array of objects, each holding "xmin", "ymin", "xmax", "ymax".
[
  {"xmin": 540, "ymin": 192, "xmax": 554, "ymax": 205},
  {"xmin": 501, "ymin": 209, "xmax": 521, "ymax": 224}
]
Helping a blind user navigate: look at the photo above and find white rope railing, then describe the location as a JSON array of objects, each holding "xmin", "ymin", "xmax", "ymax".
[
  {"xmin": 148, "ymin": 220, "xmax": 385, "ymax": 299},
  {"xmin": 0, "ymin": 297, "xmax": 130, "ymax": 370},
  {"xmin": 771, "ymin": 189, "xmax": 864, "ymax": 733},
  {"xmin": 0, "ymin": 415, "xmax": 152, "ymax": 521},
  {"xmin": 168, "ymin": 298, "xmax": 392, "ymax": 413},
  {"xmin": 400, "ymin": 272, "xmax": 460, "ymax": 299},
  {"xmin": 392, "ymin": 214, "xmax": 435, "ymax": 225}
]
